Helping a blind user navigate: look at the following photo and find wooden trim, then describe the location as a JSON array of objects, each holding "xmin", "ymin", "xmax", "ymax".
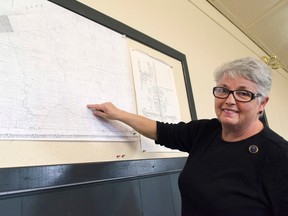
[{"xmin": 0, "ymin": 158, "xmax": 186, "ymax": 196}]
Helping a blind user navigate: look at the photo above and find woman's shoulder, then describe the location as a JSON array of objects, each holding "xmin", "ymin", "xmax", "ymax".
[
  {"xmin": 186, "ymin": 118, "xmax": 221, "ymax": 129},
  {"xmin": 158, "ymin": 118, "xmax": 221, "ymax": 129},
  {"xmin": 260, "ymin": 126, "xmax": 288, "ymax": 158},
  {"xmin": 261, "ymin": 126, "xmax": 288, "ymax": 145}
]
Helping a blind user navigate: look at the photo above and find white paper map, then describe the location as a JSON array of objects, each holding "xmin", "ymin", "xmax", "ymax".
[
  {"xmin": 130, "ymin": 49, "xmax": 181, "ymax": 152},
  {"xmin": 0, "ymin": 0, "xmax": 138, "ymax": 141}
]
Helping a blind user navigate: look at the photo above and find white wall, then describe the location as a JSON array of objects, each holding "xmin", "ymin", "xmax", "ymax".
[
  {"xmin": 79, "ymin": 0, "xmax": 288, "ymax": 136},
  {"xmin": 0, "ymin": 0, "xmax": 287, "ymax": 168}
]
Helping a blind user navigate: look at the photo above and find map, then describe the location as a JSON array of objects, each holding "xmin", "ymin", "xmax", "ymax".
[
  {"xmin": 130, "ymin": 49, "xmax": 181, "ymax": 152},
  {"xmin": 0, "ymin": 0, "xmax": 138, "ymax": 141}
]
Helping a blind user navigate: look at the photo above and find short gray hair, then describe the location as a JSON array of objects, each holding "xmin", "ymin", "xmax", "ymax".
[{"xmin": 213, "ymin": 57, "xmax": 272, "ymax": 98}]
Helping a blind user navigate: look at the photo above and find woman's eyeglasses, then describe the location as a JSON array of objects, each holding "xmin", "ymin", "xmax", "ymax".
[{"xmin": 213, "ymin": 87, "xmax": 262, "ymax": 102}]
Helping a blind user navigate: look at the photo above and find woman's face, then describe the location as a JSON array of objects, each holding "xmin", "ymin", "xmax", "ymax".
[{"xmin": 214, "ymin": 74, "xmax": 267, "ymax": 130}]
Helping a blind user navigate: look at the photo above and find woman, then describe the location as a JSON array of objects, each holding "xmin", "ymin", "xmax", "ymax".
[{"xmin": 87, "ymin": 57, "xmax": 288, "ymax": 216}]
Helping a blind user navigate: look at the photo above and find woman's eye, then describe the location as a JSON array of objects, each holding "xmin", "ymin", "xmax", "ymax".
[
  {"xmin": 220, "ymin": 89, "xmax": 229, "ymax": 93},
  {"xmin": 238, "ymin": 91, "xmax": 250, "ymax": 97}
]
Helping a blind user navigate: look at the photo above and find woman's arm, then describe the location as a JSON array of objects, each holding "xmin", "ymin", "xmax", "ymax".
[{"xmin": 87, "ymin": 102, "xmax": 157, "ymax": 140}]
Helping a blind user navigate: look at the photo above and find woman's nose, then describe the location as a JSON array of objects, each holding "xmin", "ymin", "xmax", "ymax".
[{"xmin": 225, "ymin": 92, "xmax": 236, "ymax": 104}]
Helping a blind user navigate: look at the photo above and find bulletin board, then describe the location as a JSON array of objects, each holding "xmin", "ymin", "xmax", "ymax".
[{"xmin": 0, "ymin": 0, "xmax": 197, "ymax": 195}]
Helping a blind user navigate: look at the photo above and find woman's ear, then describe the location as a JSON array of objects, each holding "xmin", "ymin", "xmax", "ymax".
[
  {"xmin": 262, "ymin": 97, "xmax": 269, "ymax": 105},
  {"xmin": 259, "ymin": 97, "xmax": 269, "ymax": 112}
]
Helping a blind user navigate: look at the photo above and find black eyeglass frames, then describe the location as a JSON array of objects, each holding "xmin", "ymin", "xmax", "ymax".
[{"xmin": 213, "ymin": 87, "xmax": 262, "ymax": 102}]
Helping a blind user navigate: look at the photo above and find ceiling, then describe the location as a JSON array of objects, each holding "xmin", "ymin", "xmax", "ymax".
[{"xmin": 206, "ymin": 0, "xmax": 288, "ymax": 72}]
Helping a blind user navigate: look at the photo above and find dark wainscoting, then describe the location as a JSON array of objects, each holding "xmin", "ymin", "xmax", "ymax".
[
  {"xmin": 0, "ymin": 157, "xmax": 186, "ymax": 196},
  {"xmin": 0, "ymin": 158, "xmax": 185, "ymax": 216}
]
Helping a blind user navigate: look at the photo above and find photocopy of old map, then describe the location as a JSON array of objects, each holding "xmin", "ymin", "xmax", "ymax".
[
  {"xmin": 0, "ymin": 0, "xmax": 138, "ymax": 141},
  {"xmin": 130, "ymin": 49, "xmax": 181, "ymax": 152}
]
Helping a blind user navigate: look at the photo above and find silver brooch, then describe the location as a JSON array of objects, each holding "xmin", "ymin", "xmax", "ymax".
[{"xmin": 248, "ymin": 145, "xmax": 259, "ymax": 154}]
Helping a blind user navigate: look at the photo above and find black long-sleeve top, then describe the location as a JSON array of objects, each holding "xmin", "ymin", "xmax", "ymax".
[{"xmin": 156, "ymin": 119, "xmax": 288, "ymax": 216}]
